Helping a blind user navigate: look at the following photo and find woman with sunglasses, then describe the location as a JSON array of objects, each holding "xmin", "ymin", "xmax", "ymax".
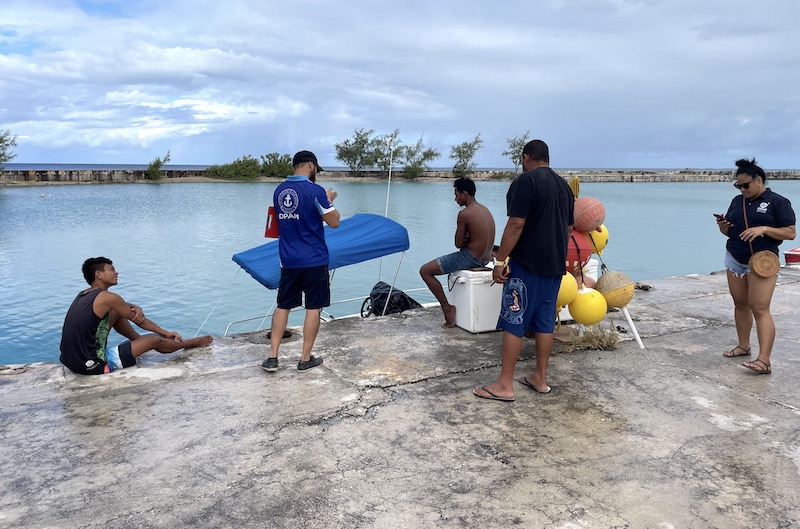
[{"xmin": 715, "ymin": 158, "xmax": 796, "ymax": 374}]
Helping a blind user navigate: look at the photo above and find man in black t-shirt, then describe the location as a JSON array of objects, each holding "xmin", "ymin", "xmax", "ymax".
[{"xmin": 474, "ymin": 140, "xmax": 574, "ymax": 401}]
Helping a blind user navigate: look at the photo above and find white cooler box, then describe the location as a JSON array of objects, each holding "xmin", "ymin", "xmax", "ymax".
[
  {"xmin": 447, "ymin": 268, "xmax": 503, "ymax": 333},
  {"xmin": 559, "ymin": 258, "xmax": 599, "ymax": 322},
  {"xmin": 447, "ymin": 257, "xmax": 600, "ymax": 332}
]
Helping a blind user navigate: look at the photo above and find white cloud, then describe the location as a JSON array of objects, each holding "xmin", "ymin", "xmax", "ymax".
[{"xmin": 1, "ymin": 0, "xmax": 799, "ymax": 167}]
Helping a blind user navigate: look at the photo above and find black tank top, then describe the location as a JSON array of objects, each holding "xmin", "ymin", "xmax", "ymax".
[{"xmin": 59, "ymin": 288, "xmax": 110, "ymax": 375}]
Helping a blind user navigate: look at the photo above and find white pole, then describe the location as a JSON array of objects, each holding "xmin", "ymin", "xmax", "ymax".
[
  {"xmin": 384, "ymin": 137, "xmax": 394, "ymax": 217},
  {"xmin": 622, "ymin": 307, "xmax": 645, "ymax": 349},
  {"xmin": 379, "ymin": 137, "xmax": 394, "ymax": 280}
]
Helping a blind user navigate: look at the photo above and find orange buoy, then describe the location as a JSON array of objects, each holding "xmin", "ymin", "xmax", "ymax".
[{"xmin": 566, "ymin": 231, "xmax": 592, "ymax": 274}]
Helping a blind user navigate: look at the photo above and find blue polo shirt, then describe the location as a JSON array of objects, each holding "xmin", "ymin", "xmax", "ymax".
[{"xmin": 273, "ymin": 175, "xmax": 336, "ymax": 268}]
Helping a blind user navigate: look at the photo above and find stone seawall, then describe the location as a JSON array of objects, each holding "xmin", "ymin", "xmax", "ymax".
[
  {"xmin": 0, "ymin": 169, "xmax": 207, "ymax": 184},
  {"xmin": 2, "ymin": 168, "xmax": 799, "ymax": 184}
]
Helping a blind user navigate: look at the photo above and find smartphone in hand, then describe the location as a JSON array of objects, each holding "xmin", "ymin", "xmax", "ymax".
[{"xmin": 714, "ymin": 213, "xmax": 731, "ymax": 225}]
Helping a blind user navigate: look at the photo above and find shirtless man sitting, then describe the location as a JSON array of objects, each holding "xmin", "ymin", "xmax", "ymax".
[
  {"xmin": 60, "ymin": 257, "xmax": 213, "ymax": 375},
  {"xmin": 420, "ymin": 177, "xmax": 496, "ymax": 328}
]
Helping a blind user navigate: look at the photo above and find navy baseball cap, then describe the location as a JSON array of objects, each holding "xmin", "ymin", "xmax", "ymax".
[{"xmin": 292, "ymin": 150, "xmax": 324, "ymax": 172}]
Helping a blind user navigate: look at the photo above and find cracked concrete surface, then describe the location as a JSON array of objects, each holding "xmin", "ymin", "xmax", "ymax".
[{"xmin": 1, "ymin": 269, "xmax": 799, "ymax": 528}]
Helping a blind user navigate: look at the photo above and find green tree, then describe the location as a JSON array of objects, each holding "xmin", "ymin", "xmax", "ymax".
[
  {"xmin": 402, "ymin": 136, "xmax": 440, "ymax": 179},
  {"xmin": 146, "ymin": 150, "xmax": 171, "ymax": 180},
  {"xmin": 0, "ymin": 129, "xmax": 18, "ymax": 170},
  {"xmin": 372, "ymin": 129, "xmax": 404, "ymax": 176},
  {"xmin": 261, "ymin": 152, "xmax": 293, "ymax": 178},
  {"xmin": 335, "ymin": 128, "xmax": 376, "ymax": 176},
  {"xmin": 502, "ymin": 130, "xmax": 530, "ymax": 172},
  {"xmin": 450, "ymin": 134, "xmax": 483, "ymax": 178},
  {"xmin": 205, "ymin": 155, "xmax": 262, "ymax": 180}
]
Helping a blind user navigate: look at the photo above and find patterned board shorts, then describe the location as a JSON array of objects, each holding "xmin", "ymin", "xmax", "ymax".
[
  {"xmin": 496, "ymin": 262, "xmax": 561, "ymax": 336},
  {"xmin": 104, "ymin": 341, "xmax": 135, "ymax": 373}
]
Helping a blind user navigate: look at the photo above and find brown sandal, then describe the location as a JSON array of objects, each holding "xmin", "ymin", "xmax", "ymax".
[
  {"xmin": 723, "ymin": 345, "xmax": 751, "ymax": 357},
  {"xmin": 742, "ymin": 358, "xmax": 771, "ymax": 374}
]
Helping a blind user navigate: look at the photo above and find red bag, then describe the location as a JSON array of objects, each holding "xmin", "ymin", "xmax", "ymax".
[{"xmin": 264, "ymin": 206, "xmax": 279, "ymax": 238}]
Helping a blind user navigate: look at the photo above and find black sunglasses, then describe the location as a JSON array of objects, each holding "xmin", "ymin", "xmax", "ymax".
[{"xmin": 734, "ymin": 180, "xmax": 755, "ymax": 190}]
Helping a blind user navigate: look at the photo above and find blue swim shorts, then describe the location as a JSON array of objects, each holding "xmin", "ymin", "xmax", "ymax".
[
  {"xmin": 496, "ymin": 261, "xmax": 561, "ymax": 336},
  {"xmin": 437, "ymin": 247, "xmax": 489, "ymax": 274},
  {"xmin": 104, "ymin": 340, "xmax": 135, "ymax": 373}
]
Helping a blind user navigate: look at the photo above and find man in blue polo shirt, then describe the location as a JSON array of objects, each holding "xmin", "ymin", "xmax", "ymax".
[{"xmin": 262, "ymin": 150, "xmax": 340, "ymax": 372}]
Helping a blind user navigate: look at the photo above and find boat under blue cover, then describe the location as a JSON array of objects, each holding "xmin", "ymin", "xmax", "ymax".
[{"xmin": 232, "ymin": 213, "xmax": 411, "ymax": 290}]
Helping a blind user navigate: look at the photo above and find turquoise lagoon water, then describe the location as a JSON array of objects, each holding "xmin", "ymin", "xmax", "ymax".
[{"xmin": 2, "ymin": 179, "xmax": 799, "ymax": 366}]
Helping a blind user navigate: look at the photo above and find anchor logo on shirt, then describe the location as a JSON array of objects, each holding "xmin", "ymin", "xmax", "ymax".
[{"xmin": 278, "ymin": 189, "xmax": 300, "ymax": 214}]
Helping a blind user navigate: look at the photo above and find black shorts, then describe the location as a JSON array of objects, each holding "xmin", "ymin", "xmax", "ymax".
[{"xmin": 277, "ymin": 265, "xmax": 330, "ymax": 310}]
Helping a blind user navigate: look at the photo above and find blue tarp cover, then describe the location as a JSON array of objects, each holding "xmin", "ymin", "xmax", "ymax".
[{"xmin": 232, "ymin": 213, "xmax": 410, "ymax": 290}]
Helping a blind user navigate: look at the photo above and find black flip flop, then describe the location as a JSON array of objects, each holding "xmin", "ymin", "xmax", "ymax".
[
  {"xmin": 473, "ymin": 386, "xmax": 515, "ymax": 402},
  {"xmin": 517, "ymin": 376, "xmax": 551, "ymax": 394}
]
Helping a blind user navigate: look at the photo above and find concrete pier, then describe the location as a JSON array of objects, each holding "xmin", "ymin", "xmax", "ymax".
[{"xmin": 1, "ymin": 270, "xmax": 799, "ymax": 528}]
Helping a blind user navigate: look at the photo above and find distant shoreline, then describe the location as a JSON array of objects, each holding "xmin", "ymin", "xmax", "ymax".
[{"xmin": 2, "ymin": 168, "xmax": 800, "ymax": 187}]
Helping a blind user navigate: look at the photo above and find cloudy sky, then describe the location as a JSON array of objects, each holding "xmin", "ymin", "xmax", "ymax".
[{"xmin": 1, "ymin": 0, "xmax": 798, "ymax": 169}]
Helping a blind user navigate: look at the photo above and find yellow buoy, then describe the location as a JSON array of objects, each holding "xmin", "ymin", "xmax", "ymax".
[
  {"xmin": 588, "ymin": 224, "xmax": 609, "ymax": 255},
  {"xmin": 595, "ymin": 271, "xmax": 634, "ymax": 308},
  {"xmin": 568, "ymin": 287, "xmax": 608, "ymax": 325},
  {"xmin": 556, "ymin": 272, "xmax": 578, "ymax": 307}
]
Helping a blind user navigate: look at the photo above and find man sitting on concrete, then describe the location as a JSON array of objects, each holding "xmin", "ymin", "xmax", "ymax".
[
  {"xmin": 60, "ymin": 257, "xmax": 213, "ymax": 375},
  {"xmin": 420, "ymin": 177, "xmax": 496, "ymax": 328}
]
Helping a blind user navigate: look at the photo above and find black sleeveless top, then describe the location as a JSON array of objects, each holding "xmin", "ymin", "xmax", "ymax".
[{"xmin": 59, "ymin": 288, "xmax": 111, "ymax": 375}]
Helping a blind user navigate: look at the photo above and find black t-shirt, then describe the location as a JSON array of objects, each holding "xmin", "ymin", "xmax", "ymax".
[
  {"xmin": 725, "ymin": 188, "xmax": 796, "ymax": 265},
  {"xmin": 507, "ymin": 167, "xmax": 575, "ymax": 275}
]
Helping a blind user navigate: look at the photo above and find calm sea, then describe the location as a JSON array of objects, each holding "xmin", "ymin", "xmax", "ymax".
[{"xmin": 2, "ymin": 179, "xmax": 799, "ymax": 366}]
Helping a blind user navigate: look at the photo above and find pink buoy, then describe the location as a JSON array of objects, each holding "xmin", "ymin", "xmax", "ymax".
[
  {"xmin": 574, "ymin": 197, "xmax": 606, "ymax": 232},
  {"xmin": 575, "ymin": 274, "xmax": 596, "ymax": 289}
]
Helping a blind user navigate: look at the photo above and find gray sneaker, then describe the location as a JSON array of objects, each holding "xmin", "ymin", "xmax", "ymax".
[
  {"xmin": 261, "ymin": 357, "xmax": 278, "ymax": 372},
  {"xmin": 297, "ymin": 355, "xmax": 323, "ymax": 371}
]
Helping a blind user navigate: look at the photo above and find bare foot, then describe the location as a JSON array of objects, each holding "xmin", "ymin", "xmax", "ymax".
[
  {"xmin": 442, "ymin": 305, "xmax": 457, "ymax": 328},
  {"xmin": 184, "ymin": 335, "xmax": 214, "ymax": 348}
]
